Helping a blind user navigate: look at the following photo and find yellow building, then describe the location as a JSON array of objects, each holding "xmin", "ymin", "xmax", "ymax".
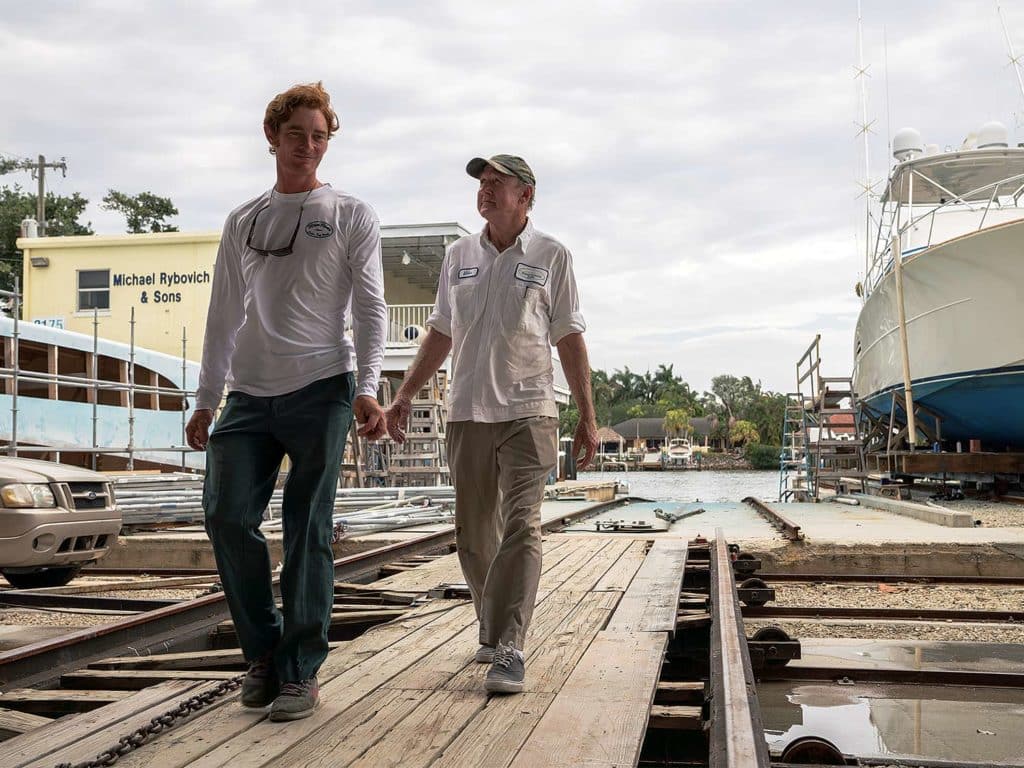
[{"xmin": 16, "ymin": 223, "xmax": 468, "ymax": 361}]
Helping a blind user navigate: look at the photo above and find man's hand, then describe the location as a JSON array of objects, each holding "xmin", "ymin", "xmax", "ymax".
[
  {"xmin": 573, "ymin": 416, "xmax": 599, "ymax": 471},
  {"xmin": 384, "ymin": 393, "xmax": 412, "ymax": 444},
  {"xmin": 185, "ymin": 409, "xmax": 214, "ymax": 451},
  {"xmin": 354, "ymin": 395, "xmax": 387, "ymax": 440}
]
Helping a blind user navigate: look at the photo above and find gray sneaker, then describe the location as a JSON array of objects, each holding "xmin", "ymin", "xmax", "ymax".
[
  {"xmin": 240, "ymin": 655, "xmax": 278, "ymax": 708},
  {"xmin": 475, "ymin": 644, "xmax": 495, "ymax": 664},
  {"xmin": 269, "ymin": 677, "xmax": 319, "ymax": 721},
  {"xmin": 484, "ymin": 643, "xmax": 525, "ymax": 694}
]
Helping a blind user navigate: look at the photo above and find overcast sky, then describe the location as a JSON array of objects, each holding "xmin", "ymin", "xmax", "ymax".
[{"xmin": 3, "ymin": 1, "xmax": 1023, "ymax": 394}]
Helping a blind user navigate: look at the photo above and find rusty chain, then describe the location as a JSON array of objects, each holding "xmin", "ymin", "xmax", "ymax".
[{"xmin": 54, "ymin": 673, "xmax": 244, "ymax": 768}]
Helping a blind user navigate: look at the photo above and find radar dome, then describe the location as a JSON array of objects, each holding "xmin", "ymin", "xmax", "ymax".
[
  {"xmin": 977, "ymin": 121, "xmax": 1009, "ymax": 148},
  {"xmin": 893, "ymin": 128, "xmax": 924, "ymax": 162}
]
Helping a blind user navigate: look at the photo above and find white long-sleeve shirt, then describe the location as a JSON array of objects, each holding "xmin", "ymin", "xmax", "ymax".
[
  {"xmin": 426, "ymin": 220, "xmax": 586, "ymax": 423},
  {"xmin": 195, "ymin": 184, "xmax": 387, "ymax": 410}
]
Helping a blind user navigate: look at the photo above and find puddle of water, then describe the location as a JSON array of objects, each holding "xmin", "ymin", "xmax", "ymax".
[{"xmin": 759, "ymin": 681, "xmax": 1024, "ymax": 762}]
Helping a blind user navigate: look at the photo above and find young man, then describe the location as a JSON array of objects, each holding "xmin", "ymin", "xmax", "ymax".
[
  {"xmin": 386, "ymin": 154, "xmax": 598, "ymax": 694},
  {"xmin": 185, "ymin": 81, "xmax": 387, "ymax": 721}
]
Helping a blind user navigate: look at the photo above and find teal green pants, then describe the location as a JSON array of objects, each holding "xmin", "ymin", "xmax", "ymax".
[{"xmin": 203, "ymin": 373, "xmax": 353, "ymax": 682}]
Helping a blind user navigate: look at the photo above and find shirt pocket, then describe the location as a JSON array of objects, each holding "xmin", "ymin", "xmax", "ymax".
[
  {"xmin": 450, "ymin": 283, "xmax": 479, "ymax": 328},
  {"xmin": 507, "ymin": 286, "xmax": 548, "ymax": 336}
]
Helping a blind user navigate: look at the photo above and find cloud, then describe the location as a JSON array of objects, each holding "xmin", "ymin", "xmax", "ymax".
[{"xmin": 3, "ymin": 0, "xmax": 1021, "ymax": 395}]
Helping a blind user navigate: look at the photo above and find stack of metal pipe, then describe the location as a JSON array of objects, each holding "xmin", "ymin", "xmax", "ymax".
[{"xmin": 108, "ymin": 473, "xmax": 456, "ymax": 534}]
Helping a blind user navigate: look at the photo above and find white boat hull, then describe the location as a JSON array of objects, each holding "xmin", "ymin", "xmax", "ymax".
[{"xmin": 853, "ymin": 219, "xmax": 1024, "ymax": 446}]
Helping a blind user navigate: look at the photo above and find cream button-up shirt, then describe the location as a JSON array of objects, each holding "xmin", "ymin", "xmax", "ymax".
[{"xmin": 426, "ymin": 220, "xmax": 586, "ymax": 423}]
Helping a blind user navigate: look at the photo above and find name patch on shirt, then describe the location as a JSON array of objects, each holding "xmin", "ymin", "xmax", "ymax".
[
  {"xmin": 458, "ymin": 267, "xmax": 479, "ymax": 279},
  {"xmin": 515, "ymin": 263, "xmax": 548, "ymax": 286}
]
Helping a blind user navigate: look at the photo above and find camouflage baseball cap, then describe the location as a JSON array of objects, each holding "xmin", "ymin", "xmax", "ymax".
[{"xmin": 466, "ymin": 154, "xmax": 536, "ymax": 187}]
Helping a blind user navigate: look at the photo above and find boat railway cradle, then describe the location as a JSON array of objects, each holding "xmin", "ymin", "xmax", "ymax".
[{"xmin": 0, "ymin": 515, "xmax": 1023, "ymax": 767}]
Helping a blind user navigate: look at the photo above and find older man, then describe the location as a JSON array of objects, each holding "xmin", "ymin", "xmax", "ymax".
[
  {"xmin": 386, "ymin": 154, "xmax": 598, "ymax": 694},
  {"xmin": 186, "ymin": 81, "xmax": 387, "ymax": 721}
]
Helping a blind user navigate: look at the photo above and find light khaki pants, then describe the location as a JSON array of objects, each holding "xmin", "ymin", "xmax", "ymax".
[{"xmin": 447, "ymin": 416, "xmax": 558, "ymax": 650}]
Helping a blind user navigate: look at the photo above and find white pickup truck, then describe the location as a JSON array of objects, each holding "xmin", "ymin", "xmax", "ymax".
[{"xmin": 0, "ymin": 457, "xmax": 120, "ymax": 588}]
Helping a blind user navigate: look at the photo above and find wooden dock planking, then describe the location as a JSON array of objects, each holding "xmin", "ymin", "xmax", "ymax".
[
  {"xmin": 175, "ymin": 604, "xmax": 480, "ymax": 768},
  {"xmin": 0, "ymin": 680, "xmax": 202, "ymax": 768},
  {"xmin": 260, "ymin": 689, "xmax": 432, "ymax": 768},
  {"xmin": 0, "ymin": 688, "xmax": 133, "ymax": 715},
  {"xmin": 55, "ymin": 534, "xmax": 686, "ymax": 768},
  {"xmin": 605, "ymin": 538, "xmax": 688, "ymax": 634},
  {"xmin": 0, "ymin": 707, "xmax": 51, "ymax": 740},
  {"xmin": 309, "ymin": 690, "xmax": 485, "ymax": 768},
  {"xmin": 593, "ymin": 538, "xmax": 649, "ymax": 591},
  {"xmin": 433, "ymin": 693, "xmax": 556, "ymax": 767},
  {"xmin": 115, "ymin": 700, "xmax": 266, "ymax": 768},
  {"xmin": 61, "ymin": 668, "xmax": 240, "ymax": 690},
  {"xmin": 116, "ymin": 601, "xmax": 465, "ymax": 768},
  {"xmin": 508, "ymin": 631, "xmax": 669, "ymax": 768},
  {"xmin": 19, "ymin": 682, "xmax": 224, "ymax": 768}
]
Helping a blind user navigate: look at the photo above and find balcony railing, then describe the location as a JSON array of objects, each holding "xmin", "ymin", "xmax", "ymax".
[{"xmin": 387, "ymin": 304, "xmax": 432, "ymax": 343}]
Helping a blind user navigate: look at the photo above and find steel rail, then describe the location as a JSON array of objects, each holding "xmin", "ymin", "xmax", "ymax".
[
  {"xmin": 743, "ymin": 605, "xmax": 1022, "ymax": 624},
  {"xmin": 0, "ymin": 592, "xmax": 178, "ymax": 613},
  {"xmin": 742, "ymin": 497, "xmax": 803, "ymax": 541},
  {"xmin": 758, "ymin": 572, "xmax": 1024, "ymax": 585},
  {"xmin": 708, "ymin": 527, "xmax": 771, "ymax": 768},
  {"xmin": 761, "ymin": 665, "xmax": 1024, "ymax": 688},
  {"xmin": 0, "ymin": 497, "xmax": 608, "ymax": 690}
]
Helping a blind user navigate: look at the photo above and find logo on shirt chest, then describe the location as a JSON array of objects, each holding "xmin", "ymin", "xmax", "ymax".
[
  {"xmin": 515, "ymin": 263, "xmax": 548, "ymax": 286},
  {"xmin": 305, "ymin": 221, "xmax": 333, "ymax": 238},
  {"xmin": 458, "ymin": 267, "xmax": 479, "ymax": 279}
]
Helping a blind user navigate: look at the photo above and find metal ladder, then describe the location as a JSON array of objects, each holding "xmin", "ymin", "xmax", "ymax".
[
  {"xmin": 810, "ymin": 376, "xmax": 868, "ymax": 499},
  {"xmin": 778, "ymin": 393, "xmax": 808, "ymax": 502}
]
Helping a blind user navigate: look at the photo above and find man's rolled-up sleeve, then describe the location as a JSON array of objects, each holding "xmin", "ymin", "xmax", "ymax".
[
  {"xmin": 425, "ymin": 249, "xmax": 453, "ymax": 337},
  {"xmin": 548, "ymin": 247, "xmax": 586, "ymax": 345}
]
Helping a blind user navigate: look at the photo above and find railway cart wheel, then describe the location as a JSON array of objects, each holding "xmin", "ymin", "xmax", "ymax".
[
  {"xmin": 780, "ymin": 735, "xmax": 845, "ymax": 764},
  {"xmin": 751, "ymin": 625, "xmax": 792, "ymax": 668},
  {"xmin": 739, "ymin": 577, "xmax": 769, "ymax": 607},
  {"xmin": 2, "ymin": 566, "xmax": 82, "ymax": 589}
]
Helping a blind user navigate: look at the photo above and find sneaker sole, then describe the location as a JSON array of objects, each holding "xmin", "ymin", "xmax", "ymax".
[
  {"xmin": 240, "ymin": 695, "xmax": 276, "ymax": 709},
  {"xmin": 475, "ymin": 650, "xmax": 495, "ymax": 664},
  {"xmin": 268, "ymin": 701, "xmax": 319, "ymax": 722},
  {"xmin": 484, "ymin": 679, "xmax": 524, "ymax": 694}
]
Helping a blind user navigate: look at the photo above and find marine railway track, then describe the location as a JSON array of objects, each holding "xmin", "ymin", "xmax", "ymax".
[{"xmin": 0, "ymin": 517, "xmax": 1021, "ymax": 766}]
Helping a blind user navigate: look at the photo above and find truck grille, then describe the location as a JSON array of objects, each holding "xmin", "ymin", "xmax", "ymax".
[{"xmin": 65, "ymin": 482, "xmax": 113, "ymax": 511}]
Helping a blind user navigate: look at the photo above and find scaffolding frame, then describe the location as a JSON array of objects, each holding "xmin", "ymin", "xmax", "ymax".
[{"xmin": 0, "ymin": 282, "xmax": 196, "ymax": 470}]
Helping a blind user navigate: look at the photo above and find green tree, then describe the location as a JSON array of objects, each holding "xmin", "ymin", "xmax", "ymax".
[
  {"xmin": 0, "ymin": 185, "xmax": 92, "ymax": 292},
  {"xmin": 101, "ymin": 190, "xmax": 179, "ymax": 233},
  {"xmin": 730, "ymin": 419, "xmax": 760, "ymax": 447},
  {"xmin": 663, "ymin": 407, "xmax": 692, "ymax": 438}
]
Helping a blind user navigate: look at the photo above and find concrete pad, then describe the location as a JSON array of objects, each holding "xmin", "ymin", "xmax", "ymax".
[{"xmin": 852, "ymin": 493, "xmax": 974, "ymax": 527}]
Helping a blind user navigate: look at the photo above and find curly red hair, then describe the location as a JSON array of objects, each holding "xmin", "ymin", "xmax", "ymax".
[{"xmin": 263, "ymin": 81, "xmax": 340, "ymax": 153}]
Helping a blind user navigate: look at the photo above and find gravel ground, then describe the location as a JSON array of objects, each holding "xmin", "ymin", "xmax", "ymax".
[
  {"xmin": 905, "ymin": 493, "xmax": 1024, "ymax": 528},
  {"xmin": 0, "ymin": 608, "xmax": 117, "ymax": 628},
  {"xmin": 774, "ymin": 583, "xmax": 1024, "ymax": 612},
  {"xmin": 942, "ymin": 498, "xmax": 1024, "ymax": 528},
  {"xmin": 746, "ymin": 618, "xmax": 1024, "ymax": 643},
  {"xmin": 90, "ymin": 588, "xmax": 212, "ymax": 600}
]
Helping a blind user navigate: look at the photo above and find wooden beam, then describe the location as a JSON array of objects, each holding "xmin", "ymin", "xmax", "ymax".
[
  {"xmin": 647, "ymin": 704, "xmax": 703, "ymax": 730},
  {"xmin": 0, "ymin": 707, "xmax": 51, "ymax": 740},
  {"xmin": 0, "ymin": 689, "xmax": 133, "ymax": 715}
]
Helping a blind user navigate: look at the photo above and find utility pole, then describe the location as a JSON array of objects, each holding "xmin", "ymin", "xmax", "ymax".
[{"xmin": 0, "ymin": 155, "xmax": 67, "ymax": 235}]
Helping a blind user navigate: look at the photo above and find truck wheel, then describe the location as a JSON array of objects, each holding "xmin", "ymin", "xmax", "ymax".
[{"xmin": 1, "ymin": 566, "xmax": 82, "ymax": 589}]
